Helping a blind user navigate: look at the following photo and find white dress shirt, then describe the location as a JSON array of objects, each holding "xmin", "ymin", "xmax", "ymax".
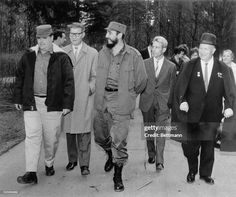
[
  {"xmin": 72, "ymin": 43, "xmax": 82, "ymax": 57},
  {"xmin": 201, "ymin": 57, "xmax": 214, "ymax": 85},
  {"xmin": 154, "ymin": 56, "xmax": 164, "ymax": 77}
]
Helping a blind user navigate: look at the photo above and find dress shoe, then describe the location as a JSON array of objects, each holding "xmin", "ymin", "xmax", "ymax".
[
  {"xmin": 17, "ymin": 172, "xmax": 38, "ymax": 184},
  {"xmin": 156, "ymin": 163, "xmax": 164, "ymax": 171},
  {"xmin": 45, "ymin": 166, "xmax": 55, "ymax": 176},
  {"xmin": 66, "ymin": 162, "xmax": 77, "ymax": 171},
  {"xmin": 214, "ymin": 141, "xmax": 221, "ymax": 149},
  {"xmin": 81, "ymin": 166, "xmax": 90, "ymax": 175},
  {"xmin": 148, "ymin": 157, "xmax": 155, "ymax": 164},
  {"xmin": 200, "ymin": 176, "xmax": 214, "ymax": 185},
  {"xmin": 104, "ymin": 150, "xmax": 114, "ymax": 172},
  {"xmin": 187, "ymin": 172, "xmax": 195, "ymax": 183}
]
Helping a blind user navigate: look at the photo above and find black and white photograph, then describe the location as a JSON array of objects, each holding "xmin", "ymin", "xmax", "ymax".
[{"xmin": 0, "ymin": 0, "xmax": 236, "ymax": 196}]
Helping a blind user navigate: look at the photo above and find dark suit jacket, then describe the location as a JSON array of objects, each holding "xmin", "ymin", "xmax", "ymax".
[
  {"xmin": 139, "ymin": 57, "xmax": 176, "ymax": 113},
  {"xmin": 140, "ymin": 48, "xmax": 151, "ymax": 60},
  {"xmin": 173, "ymin": 57, "xmax": 235, "ymax": 123}
]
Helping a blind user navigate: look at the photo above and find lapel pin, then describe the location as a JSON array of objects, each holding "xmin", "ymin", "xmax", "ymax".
[
  {"xmin": 217, "ymin": 72, "xmax": 223, "ymax": 78},
  {"xmin": 197, "ymin": 72, "xmax": 200, "ymax": 77}
]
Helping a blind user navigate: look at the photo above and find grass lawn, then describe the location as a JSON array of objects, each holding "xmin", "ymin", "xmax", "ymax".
[{"xmin": 0, "ymin": 93, "xmax": 25, "ymax": 156}]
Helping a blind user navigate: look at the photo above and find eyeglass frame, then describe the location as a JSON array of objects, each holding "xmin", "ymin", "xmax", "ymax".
[{"xmin": 69, "ymin": 32, "xmax": 84, "ymax": 37}]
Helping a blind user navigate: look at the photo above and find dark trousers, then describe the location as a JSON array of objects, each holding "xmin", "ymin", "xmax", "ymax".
[
  {"xmin": 142, "ymin": 103, "xmax": 170, "ymax": 164},
  {"xmin": 182, "ymin": 122, "xmax": 219, "ymax": 177},
  {"xmin": 66, "ymin": 132, "xmax": 91, "ymax": 167}
]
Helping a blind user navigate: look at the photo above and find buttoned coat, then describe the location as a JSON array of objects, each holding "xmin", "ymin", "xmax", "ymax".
[
  {"xmin": 139, "ymin": 57, "xmax": 176, "ymax": 114},
  {"xmin": 62, "ymin": 42, "xmax": 98, "ymax": 133},
  {"xmin": 171, "ymin": 58, "xmax": 236, "ymax": 151}
]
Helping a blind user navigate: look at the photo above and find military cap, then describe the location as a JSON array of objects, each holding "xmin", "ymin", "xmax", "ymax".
[
  {"xmin": 36, "ymin": 24, "xmax": 53, "ymax": 38},
  {"xmin": 105, "ymin": 21, "xmax": 127, "ymax": 35}
]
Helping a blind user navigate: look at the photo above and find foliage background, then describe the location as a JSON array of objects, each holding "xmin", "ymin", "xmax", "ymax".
[{"xmin": 0, "ymin": 0, "xmax": 235, "ymax": 55}]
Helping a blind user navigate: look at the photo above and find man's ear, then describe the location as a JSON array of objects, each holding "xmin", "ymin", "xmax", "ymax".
[
  {"xmin": 162, "ymin": 47, "xmax": 167, "ymax": 53},
  {"xmin": 212, "ymin": 46, "xmax": 216, "ymax": 54},
  {"xmin": 117, "ymin": 32, "xmax": 123, "ymax": 39}
]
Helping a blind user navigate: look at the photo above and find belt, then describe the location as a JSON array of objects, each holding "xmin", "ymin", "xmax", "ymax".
[
  {"xmin": 105, "ymin": 87, "xmax": 118, "ymax": 92},
  {"xmin": 34, "ymin": 95, "xmax": 47, "ymax": 98}
]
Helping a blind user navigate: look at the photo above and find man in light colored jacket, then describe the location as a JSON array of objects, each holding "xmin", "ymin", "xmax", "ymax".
[{"xmin": 62, "ymin": 22, "xmax": 98, "ymax": 176}]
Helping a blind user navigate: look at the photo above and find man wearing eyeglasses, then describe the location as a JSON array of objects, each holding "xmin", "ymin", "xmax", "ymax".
[{"xmin": 62, "ymin": 22, "xmax": 98, "ymax": 176}]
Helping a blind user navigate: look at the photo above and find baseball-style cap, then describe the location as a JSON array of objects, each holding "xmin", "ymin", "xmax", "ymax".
[
  {"xmin": 105, "ymin": 21, "xmax": 127, "ymax": 34},
  {"xmin": 36, "ymin": 24, "xmax": 53, "ymax": 38},
  {"xmin": 200, "ymin": 33, "xmax": 216, "ymax": 46}
]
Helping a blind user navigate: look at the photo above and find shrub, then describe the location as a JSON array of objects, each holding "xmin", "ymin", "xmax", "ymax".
[{"xmin": 0, "ymin": 52, "xmax": 23, "ymax": 96}]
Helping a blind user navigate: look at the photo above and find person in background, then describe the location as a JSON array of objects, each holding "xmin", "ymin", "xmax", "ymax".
[
  {"xmin": 53, "ymin": 29, "xmax": 66, "ymax": 47},
  {"xmin": 93, "ymin": 21, "xmax": 147, "ymax": 192},
  {"xmin": 222, "ymin": 49, "xmax": 236, "ymax": 83},
  {"xmin": 170, "ymin": 44, "xmax": 190, "ymax": 75},
  {"xmin": 215, "ymin": 49, "xmax": 236, "ymax": 149},
  {"xmin": 140, "ymin": 41, "xmax": 152, "ymax": 60},
  {"xmin": 14, "ymin": 24, "xmax": 74, "ymax": 184},
  {"xmin": 139, "ymin": 36, "xmax": 176, "ymax": 170},
  {"xmin": 62, "ymin": 22, "xmax": 98, "ymax": 176},
  {"xmin": 190, "ymin": 47, "xmax": 199, "ymax": 60}
]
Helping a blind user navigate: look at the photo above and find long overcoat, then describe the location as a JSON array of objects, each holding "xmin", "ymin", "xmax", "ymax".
[{"xmin": 62, "ymin": 42, "xmax": 98, "ymax": 133}]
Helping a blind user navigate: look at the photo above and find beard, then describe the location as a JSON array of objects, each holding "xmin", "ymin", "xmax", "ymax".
[{"xmin": 106, "ymin": 38, "xmax": 118, "ymax": 49}]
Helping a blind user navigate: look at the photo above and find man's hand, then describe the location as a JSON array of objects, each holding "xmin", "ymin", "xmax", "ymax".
[
  {"xmin": 224, "ymin": 108, "xmax": 233, "ymax": 118},
  {"xmin": 15, "ymin": 104, "xmax": 22, "ymax": 110},
  {"xmin": 180, "ymin": 102, "xmax": 189, "ymax": 112},
  {"xmin": 63, "ymin": 109, "xmax": 71, "ymax": 116}
]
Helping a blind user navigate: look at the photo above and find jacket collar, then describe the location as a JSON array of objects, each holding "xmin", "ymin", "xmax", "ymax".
[
  {"xmin": 67, "ymin": 42, "xmax": 88, "ymax": 54},
  {"xmin": 103, "ymin": 42, "xmax": 131, "ymax": 56},
  {"xmin": 30, "ymin": 43, "xmax": 65, "ymax": 55}
]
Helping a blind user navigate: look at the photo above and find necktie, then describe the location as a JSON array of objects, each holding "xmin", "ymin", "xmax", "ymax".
[
  {"xmin": 204, "ymin": 62, "xmax": 208, "ymax": 91},
  {"xmin": 155, "ymin": 60, "xmax": 159, "ymax": 77},
  {"xmin": 74, "ymin": 46, "xmax": 78, "ymax": 59}
]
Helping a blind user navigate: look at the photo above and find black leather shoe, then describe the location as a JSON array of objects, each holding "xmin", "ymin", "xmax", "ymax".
[
  {"xmin": 148, "ymin": 157, "xmax": 155, "ymax": 164},
  {"xmin": 200, "ymin": 176, "xmax": 214, "ymax": 185},
  {"xmin": 113, "ymin": 164, "xmax": 124, "ymax": 192},
  {"xmin": 156, "ymin": 163, "xmax": 164, "ymax": 171},
  {"xmin": 17, "ymin": 172, "xmax": 38, "ymax": 184},
  {"xmin": 214, "ymin": 141, "xmax": 221, "ymax": 149},
  {"xmin": 81, "ymin": 166, "xmax": 90, "ymax": 175},
  {"xmin": 187, "ymin": 172, "xmax": 195, "ymax": 183},
  {"xmin": 66, "ymin": 162, "xmax": 77, "ymax": 171},
  {"xmin": 104, "ymin": 150, "xmax": 114, "ymax": 172},
  {"xmin": 45, "ymin": 166, "xmax": 55, "ymax": 176}
]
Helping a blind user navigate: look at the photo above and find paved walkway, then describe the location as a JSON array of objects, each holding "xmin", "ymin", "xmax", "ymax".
[{"xmin": 0, "ymin": 109, "xmax": 236, "ymax": 197}]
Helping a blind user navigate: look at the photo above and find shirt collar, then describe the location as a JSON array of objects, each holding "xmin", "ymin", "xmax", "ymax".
[
  {"xmin": 72, "ymin": 43, "xmax": 82, "ymax": 51},
  {"xmin": 154, "ymin": 56, "xmax": 164, "ymax": 65},
  {"xmin": 104, "ymin": 41, "xmax": 131, "ymax": 56},
  {"xmin": 201, "ymin": 56, "xmax": 214, "ymax": 66}
]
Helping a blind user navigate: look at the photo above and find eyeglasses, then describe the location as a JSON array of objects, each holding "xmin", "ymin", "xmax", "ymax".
[{"xmin": 70, "ymin": 32, "xmax": 84, "ymax": 37}]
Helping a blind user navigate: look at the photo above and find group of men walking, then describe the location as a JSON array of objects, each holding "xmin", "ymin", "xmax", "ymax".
[{"xmin": 13, "ymin": 20, "xmax": 236, "ymax": 192}]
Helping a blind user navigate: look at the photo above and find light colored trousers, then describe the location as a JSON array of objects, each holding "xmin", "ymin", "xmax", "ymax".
[{"xmin": 24, "ymin": 97, "xmax": 62, "ymax": 172}]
